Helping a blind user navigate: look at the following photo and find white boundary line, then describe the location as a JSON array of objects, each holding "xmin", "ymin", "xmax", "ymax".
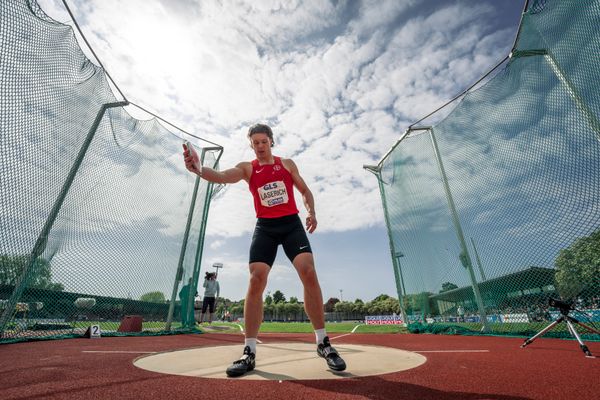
[
  {"xmin": 330, "ymin": 333, "xmax": 352, "ymax": 340},
  {"xmin": 415, "ymin": 350, "xmax": 489, "ymax": 353},
  {"xmin": 234, "ymin": 323, "xmax": 262, "ymax": 343},
  {"xmin": 330, "ymin": 324, "xmax": 363, "ymax": 340},
  {"xmin": 82, "ymin": 351, "xmax": 157, "ymax": 354}
]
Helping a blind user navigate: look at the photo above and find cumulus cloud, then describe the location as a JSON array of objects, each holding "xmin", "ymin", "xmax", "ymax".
[{"xmin": 36, "ymin": 0, "xmax": 517, "ymax": 241}]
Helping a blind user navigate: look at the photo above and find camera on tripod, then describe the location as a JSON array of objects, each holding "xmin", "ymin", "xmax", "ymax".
[
  {"xmin": 522, "ymin": 295, "xmax": 599, "ymax": 357},
  {"xmin": 548, "ymin": 297, "xmax": 573, "ymax": 314}
]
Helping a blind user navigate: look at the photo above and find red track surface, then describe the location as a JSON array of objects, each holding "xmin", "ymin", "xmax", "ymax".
[{"xmin": 1, "ymin": 333, "xmax": 599, "ymax": 399}]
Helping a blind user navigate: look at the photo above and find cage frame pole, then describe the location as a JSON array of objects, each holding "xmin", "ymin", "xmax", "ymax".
[
  {"xmin": 543, "ymin": 53, "xmax": 600, "ymax": 140},
  {"xmin": 511, "ymin": 49, "xmax": 600, "ymax": 141},
  {"xmin": 470, "ymin": 237, "xmax": 487, "ymax": 282},
  {"xmin": 363, "ymin": 166, "xmax": 408, "ymax": 326},
  {"xmin": 0, "ymin": 101, "xmax": 128, "ymax": 338},
  {"xmin": 428, "ymin": 127, "xmax": 490, "ymax": 332},
  {"xmin": 165, "ymin": 152, "xmax": 205, "ymax": 331},
  {"xmin": 185, "ymin": 148, "xmax": 222, "ymax": 328}
]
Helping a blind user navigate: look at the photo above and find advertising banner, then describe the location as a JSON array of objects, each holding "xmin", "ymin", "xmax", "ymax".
[{"xmin": 365, "ymin": 315, "xmax": 404, "ymax": 325}]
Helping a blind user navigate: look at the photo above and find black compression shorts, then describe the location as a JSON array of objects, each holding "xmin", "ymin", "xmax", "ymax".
[
  {"xmin": 249, "ymin": 214, "xmax": 312, "ymax": 267},
  {"xmin": 201, "ymin": 297, "xmax": 216, "ymax": 313}
]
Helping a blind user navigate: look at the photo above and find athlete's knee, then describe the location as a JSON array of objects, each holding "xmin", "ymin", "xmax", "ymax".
[
  {"xmin": 298, "ymin": 265, "xmax": 319, "ymax": 286},
  {"xmin": 248, "ymin": 271, "xmax": 268, "ymax": 294}
]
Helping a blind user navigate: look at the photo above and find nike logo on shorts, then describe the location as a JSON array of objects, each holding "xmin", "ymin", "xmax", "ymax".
[{"xmin": 299, "ymin": 245, "xmax": 309, "ymax": 250}]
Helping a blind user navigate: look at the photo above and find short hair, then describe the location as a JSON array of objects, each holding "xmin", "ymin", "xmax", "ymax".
[{"xmin": 247, "ymin": 123, "xmax": 274, "ymax": 147}]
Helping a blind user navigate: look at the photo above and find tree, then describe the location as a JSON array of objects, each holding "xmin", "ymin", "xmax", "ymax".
[
  {"xmin": 334, "ymin": 301, "xmax": 354, "ymax": 318},
  {"xmin": 373, "ymin": 294, "xmax": 390, "ymax": 302},
  {"xmin": 366, "ymin": 300, "xmax": 382, "ymax": 315},
  {"xmin": 275, "ymin": 302, "xmax": 286, "ymax": 320},
  {"xmin": 273, "ymin": 290, "xmax": 286, "ymax": 304},
  {"xmin": 380, "ymin": 297, "xmax": 400, "ymax": 314},
  {"xmin": 439, "ymin": 282, "xmax": 458, "ymax": 293},
  {"xmin": 216, "ymin": 303, "xmax": 226, "ymax": 318},
  {"xmin": 407, "ymin": 291, "xmax": 437, "ymax": 317},
  {"xmin": 264, "ymin": 294, "xmax": 273, "ymax": 305},
  {"xmin": 0, "ymin": 255, "xmax": 64, "ymax": 291},
  {"xmin": 263, "ymin": 303, "xmax": 274, "ymax": 321},
  {"xmin": 352, "ymin": 300, "xmax": 365, "ymax": 314},
  {"xmin": 324, "ymin": 297, "xmax": 340, "ymax": 312},
  {"xmin": 289, "ymin": 296, "xmax": 298, "ymax": 304},
  {"xmin": 230, "ymin": 304, "xmax": 243, "ymax": 318},
  {"xmin": 140, "ymin": 291, "xmax": 166, "ymax": 303},
  {"xmin": 555, "ymin": 229, "xmax": 600, "ymax": 299},
  {"xmin": 284, "ymin": 302, "xmax": 302, "ymax": 321}
]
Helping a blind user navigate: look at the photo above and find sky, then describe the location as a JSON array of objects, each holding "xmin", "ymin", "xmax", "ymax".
[{"xmin": 35, "ymin": 0, "xmax": 526, "ymax": 303}]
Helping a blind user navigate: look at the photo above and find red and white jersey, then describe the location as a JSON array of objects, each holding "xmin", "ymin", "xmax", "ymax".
[{"xmin": 248, "ymin": 157, "xmax": 299, "ymax": 218}]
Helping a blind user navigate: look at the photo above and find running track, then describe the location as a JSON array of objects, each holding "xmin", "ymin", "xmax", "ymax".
[{"xmin": 1, "ymin": 333, "xmax": 599, "ymax": 399}]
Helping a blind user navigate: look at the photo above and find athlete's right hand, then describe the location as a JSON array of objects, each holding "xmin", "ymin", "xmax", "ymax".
[
  {"xmin": 183, "ymin": 143, "xmax": 202, "ymax": 176},
  {"xmin": 305, "ymin": 213, "xmax": 317, "ymax": 234}
]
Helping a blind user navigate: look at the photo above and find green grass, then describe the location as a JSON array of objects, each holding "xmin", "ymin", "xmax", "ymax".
[
  {"xmin": 70, "ymin": 321, "xmax": 183, "ymax": 331},
  {"xmin": 204, "ymin": 321, "xmax": 407, "ymax": 334},
  {"xmin": 51, "ymin": 319, "xmax": 595, "ymax": 338}
]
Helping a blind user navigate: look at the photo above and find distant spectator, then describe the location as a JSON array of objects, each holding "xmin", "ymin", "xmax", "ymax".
[
  {"xmin": 457, "ymin": 305, "xmax": 465, "ymax": 322},
  {"xmin": 199, "ymin": 272, "xmax": 220, "ymax": 324}
]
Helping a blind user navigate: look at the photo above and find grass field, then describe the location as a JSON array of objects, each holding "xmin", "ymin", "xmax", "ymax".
[
  {"xmin": 68, "ymin": 320, "xmax": 594, "ymax": 338},
  {"xmin": 70, "ymin": 321, "xmax": 184, "ymax": 331},
  {"xmin": 67, "ymin": 320, "xmax": 405, "ymax": 334},
  {"xmin": 200, "ymin": 321, "xmax": 408, "ymax": 334}
]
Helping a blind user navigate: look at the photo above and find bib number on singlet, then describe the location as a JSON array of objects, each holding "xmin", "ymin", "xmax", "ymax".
[{"xmin": 258, "ymin": 181, "xmax": 289, "ymax": 207}]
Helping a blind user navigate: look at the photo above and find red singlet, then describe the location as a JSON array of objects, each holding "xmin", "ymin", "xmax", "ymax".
[{"xmin": 248, "ymin": 157, "xmax": 299, "ymax": 218}]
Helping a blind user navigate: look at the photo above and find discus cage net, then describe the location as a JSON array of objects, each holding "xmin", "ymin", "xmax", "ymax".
[
  {"xmin": 367, "ymin": 0, "xmax": 600, "ymax": 339},
  {"xmin": 0, "ymin": 0, "xmax": 223, "ymax": 343}
]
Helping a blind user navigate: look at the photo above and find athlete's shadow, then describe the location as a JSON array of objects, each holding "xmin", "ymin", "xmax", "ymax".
[
  {"xmin": 249, "ymin": 368, "xmax": 357, "ymax": 381},
  {"xmin": 292, "ymin": 375, "xmax": 533, "ymax": 400},
  {"xmin": 248, "ymin": 369, "xmax": 296, "ymax": 381}
]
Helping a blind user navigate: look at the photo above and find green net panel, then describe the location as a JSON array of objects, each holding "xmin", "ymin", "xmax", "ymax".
[
  {"xmin": 0, "ymin": 0, "xmax": 223, "ymax": 343},
  {"xmin": 374, "ymin": 0, "xmax": 600, "ymax": 338}
]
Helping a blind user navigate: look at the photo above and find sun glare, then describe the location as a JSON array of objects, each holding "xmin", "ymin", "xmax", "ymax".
[{"xmin": 126, "ymin": 10, "xmax": 196, "ymax": 78}]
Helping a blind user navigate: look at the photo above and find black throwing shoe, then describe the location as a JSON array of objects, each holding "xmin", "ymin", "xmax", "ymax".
[
  {"xmin": 317, "ymin": 336, "xmax": 346, "ymax": 371},
  {"xmin": 226, "ymin": 346, "xmax": 256, "ymax": 377}
]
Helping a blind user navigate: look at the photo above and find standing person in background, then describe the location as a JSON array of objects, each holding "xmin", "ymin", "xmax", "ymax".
[
  {"xmin": 457, "ymin": 305, "xmax": 465, "ymax": 323},
  {"xmin": 199, "ymin": 272, "xmax": 220, "ymax": 324},
  {"xmin": 182, "ymin": 123, "xmax": 346, "ymax": 377}
]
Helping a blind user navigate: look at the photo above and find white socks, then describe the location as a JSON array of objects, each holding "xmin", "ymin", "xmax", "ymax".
[
  {"xmin": 245, "ymin": 338, "xmax": 257, "ymax": 354},
  {"xmin": 245, "ymin": 331, "xmax": 326, "ymax": 354},
  {"xmin": 315, "ymin": 328, "xmax": 327, "ymax": 345}
]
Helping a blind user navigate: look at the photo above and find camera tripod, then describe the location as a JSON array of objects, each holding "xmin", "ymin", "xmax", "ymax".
[{"xmin": 521, "ymin": 298, "xmax": 599, "ymax": 357}]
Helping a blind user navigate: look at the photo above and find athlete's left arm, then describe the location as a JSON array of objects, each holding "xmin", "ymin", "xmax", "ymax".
[{"xmin": 284, "ymin": 159, "xmax": 317, "ymax": 233}]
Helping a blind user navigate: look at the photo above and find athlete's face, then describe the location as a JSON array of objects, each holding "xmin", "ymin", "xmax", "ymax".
[{"xmin": 250, "ymin": 133, "xmax": 273, "ymax": 159}]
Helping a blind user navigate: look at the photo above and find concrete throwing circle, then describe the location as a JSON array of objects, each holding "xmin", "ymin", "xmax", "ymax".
[{"xmin": 134, "ymin": 342, "xmax": 426, "ymax": 380}]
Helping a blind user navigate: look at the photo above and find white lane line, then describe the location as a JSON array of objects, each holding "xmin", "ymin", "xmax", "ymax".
[
  {"xmin": 328, "ymin": 324, "xmax": 363, "ymax": 340},
  {"xmin": 414, "ymin": 350, "xmax": 490, "ymax": 353},
  {"xmin": 82, "ymin": 351, "xmax": 157, "ymax": 354},
  {"xmin": 330, "ymin": 333, "xmax": 352, "ymax": 340},
  {"xmin": 233, "ymin": 323, "xmax": 262, "ymax": 343}
]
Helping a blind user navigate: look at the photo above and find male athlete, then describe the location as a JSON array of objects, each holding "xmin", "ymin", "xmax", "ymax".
[{"xmin": 183, "ymin": 123, "xmax": 346, "ymax": 377}]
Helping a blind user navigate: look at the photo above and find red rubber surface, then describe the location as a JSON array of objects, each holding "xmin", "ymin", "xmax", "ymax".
[{"xmin": 1, "ymin": 333, "xmax": 599, "ymax": 399}]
